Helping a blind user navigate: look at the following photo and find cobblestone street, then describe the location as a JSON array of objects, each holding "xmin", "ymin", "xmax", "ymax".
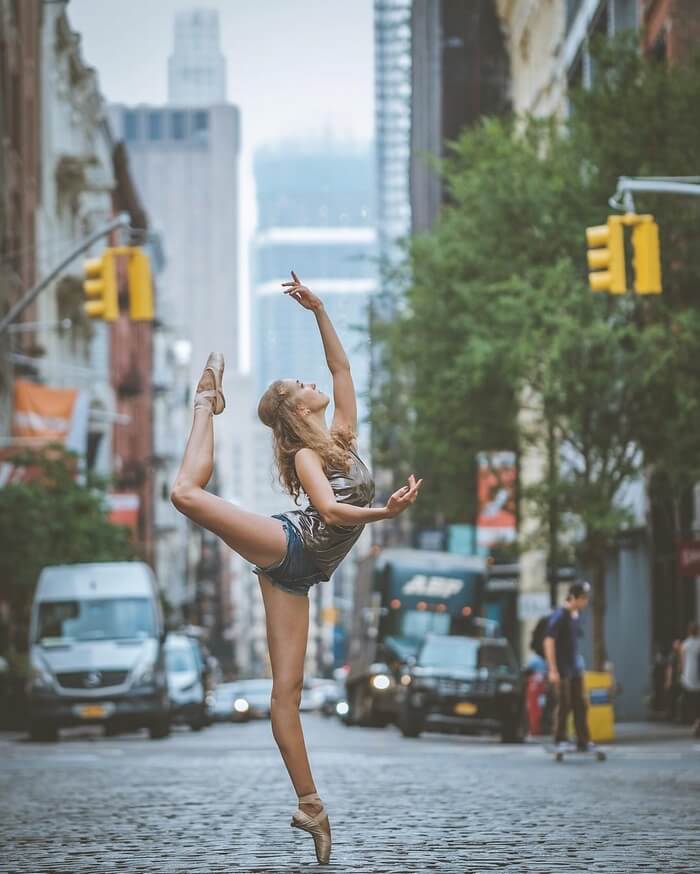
[{"xmin": 1, "ymin": 716, "xmax": 698, "ymax": 873}]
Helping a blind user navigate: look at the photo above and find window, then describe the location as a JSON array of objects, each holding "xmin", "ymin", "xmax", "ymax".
[
  {"xmin": 124, "ymin": 110, "xmax": 140, "ymax": 142},
  {"xmin": 148, "ymin": 111, "xmax": 163, "ymax": 141},
  {"xmin": 171, "ymin": 111, "xmax": 186, "ymax": 140},
  {"xmin": 36, "ymin": 598, "xmax": 156, "ymax": 642},
  {"xmin": 192, "ymin": 110, "xmax": 209, "ymax": 137}
]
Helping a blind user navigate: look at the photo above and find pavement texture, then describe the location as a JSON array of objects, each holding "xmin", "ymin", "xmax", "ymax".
[{"xmin": 1, "ymin": 716, "xmax": 698, "ymax": 873}]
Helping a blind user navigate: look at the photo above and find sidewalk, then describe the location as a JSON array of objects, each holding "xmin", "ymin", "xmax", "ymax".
[{"xmin": 613, "ymin": 720, "xmax": 695, "ymax": 744}]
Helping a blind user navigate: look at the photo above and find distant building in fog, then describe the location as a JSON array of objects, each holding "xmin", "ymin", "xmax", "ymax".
[
  {"xmin": 168, "ymin": 8, "xmax": 227, "ymax": 106},
  {"xmin": 252, "ymin": 143, "xmax": 377, "ymax": 433}
]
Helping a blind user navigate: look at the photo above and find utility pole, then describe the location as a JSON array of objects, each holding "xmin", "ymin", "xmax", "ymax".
[{"xmin": 0, "ymin": 212, "xmax": 130, "ymax": 337}]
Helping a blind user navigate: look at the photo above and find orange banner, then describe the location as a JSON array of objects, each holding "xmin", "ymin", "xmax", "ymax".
[{"xmin": 12, "ymin": 379, "xmax": 78, "ymax": 442}]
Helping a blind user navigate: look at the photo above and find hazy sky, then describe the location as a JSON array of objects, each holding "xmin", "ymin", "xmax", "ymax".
[{"xmin": 68, "ymin": 0, "xmax": 375, "ymax": 369}]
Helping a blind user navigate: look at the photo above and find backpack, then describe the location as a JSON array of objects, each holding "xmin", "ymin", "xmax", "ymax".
[{"xmin": 530, "ymin": 613, "xmax": 552, "ymax": 657}]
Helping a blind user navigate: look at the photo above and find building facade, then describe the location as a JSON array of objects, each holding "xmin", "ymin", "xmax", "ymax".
[
  {"xmin": 0, "ymin": 0, "xmax": 42, "ymax": 437},
  {"xmin": 411, "ymin": 0, "xmax": 510, "ymax": 232}
]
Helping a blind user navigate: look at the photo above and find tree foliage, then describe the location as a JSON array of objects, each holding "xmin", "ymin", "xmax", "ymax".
[
  {"xmin": 371, "ymin": 41, "xmax": 700, "ymax": 665},
  {"xmin": 0, "ymin": 446, "xmax": 134, "ymax": 620}
]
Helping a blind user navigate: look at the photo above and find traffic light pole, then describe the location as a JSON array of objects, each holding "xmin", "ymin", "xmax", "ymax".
[
  {"xmin": 0, "ymin": 212, "xmax": 131, "ymax": 337},
  {"xmin": 610, "ymin": 176, "xmax": 700, "ymax": 212}
]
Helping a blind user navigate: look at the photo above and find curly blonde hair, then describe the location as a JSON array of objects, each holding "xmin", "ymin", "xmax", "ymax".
[{"xmin": 257, "ymin": 379, "xmax": 354, "ymax": 504}]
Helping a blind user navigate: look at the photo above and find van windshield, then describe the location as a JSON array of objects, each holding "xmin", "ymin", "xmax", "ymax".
[{"xmin": 36, "ymin": 598, "xmax": 156, "ymax": 643}]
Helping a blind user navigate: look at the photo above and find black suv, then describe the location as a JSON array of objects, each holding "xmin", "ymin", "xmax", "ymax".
[{"xmin": 396, "ymin": 633, "xmax": 525, "ymax": 743}]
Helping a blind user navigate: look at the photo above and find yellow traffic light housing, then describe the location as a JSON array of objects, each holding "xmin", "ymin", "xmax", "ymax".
[
  {"xmin": 126, "ymin": 249, "xmax": 154, "ymax": 321},
  {"xmin": 83, "ymin": 250, "xmax": 118, "ymax": 320},
  {"xmin": 586, "ymin": 216, "xmax": 626, "ymax": 294},
  {"xmin": 632, "ymin": 216, "xmax": 662, "ymax": 295}
]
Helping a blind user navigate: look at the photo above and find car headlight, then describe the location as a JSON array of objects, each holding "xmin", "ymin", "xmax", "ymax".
[
  {"xmin": 371, "ymin": 673, "xmax": 391, "ymax": 691},
  {"xmin": 335, "ymin": 701, "xmax": 349, "ymax": 716},
  {"xmin": 400, "ymin": 674, "xmax": 412, "ymax": 686},
  {"xmin": 233, "ymin": 697, "xmax": 250, "ymax": 713},
  {"xmin": 498, "ymin": 682, "xmax": 514, "ymax": 694}
]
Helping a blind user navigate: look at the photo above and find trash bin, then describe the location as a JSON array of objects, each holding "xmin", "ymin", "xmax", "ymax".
[{"xmin": 583, "ymin": 670, "xmax": 615, "ymax": 742}]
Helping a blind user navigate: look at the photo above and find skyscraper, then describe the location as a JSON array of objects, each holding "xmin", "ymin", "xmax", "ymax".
[
  {"xmin": 109, "ymin": 11, "xmax": 240, "ymax": 656},
  {"xmin": 168, "ymin": 9, "xmax": 227, "ymax": 106},
  {"xmin": 374, "ymin": 0, "xmax": 412, "ymax": 291}
]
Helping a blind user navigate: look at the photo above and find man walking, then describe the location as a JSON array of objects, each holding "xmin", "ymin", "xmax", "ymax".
[
  {"xmin": 544, "ymin": 581, "xmax": 595, "ymax": 753},
  {"xmin": 680, "ymin": 622, "xmax": 700, "ymax": 738}
]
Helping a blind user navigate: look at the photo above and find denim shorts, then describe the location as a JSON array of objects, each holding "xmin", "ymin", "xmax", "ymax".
[{"xmin": 252, "ymin": 514, "xmax": 325, "ymax": 597}]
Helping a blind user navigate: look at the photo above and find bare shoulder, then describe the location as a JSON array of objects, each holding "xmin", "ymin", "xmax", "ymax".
[{"xmin": 294, "ymin": 447, "xmax": 323, "ymax": 469}]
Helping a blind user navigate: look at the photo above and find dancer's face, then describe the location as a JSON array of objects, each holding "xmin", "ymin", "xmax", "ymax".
[{"xmin": 286, "ymin": 378, "xmax": 329, "ymax": 415}]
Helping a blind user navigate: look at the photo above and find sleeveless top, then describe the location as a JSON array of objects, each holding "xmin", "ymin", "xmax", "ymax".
[{"xmin": 280, "ymin": 445, "xmax": 375, "ymax": 581}]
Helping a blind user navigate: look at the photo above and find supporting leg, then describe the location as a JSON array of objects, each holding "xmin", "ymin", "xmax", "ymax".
[{"xmin": 258, "ymin": 574, "xmax": 330, "ymax": 833}]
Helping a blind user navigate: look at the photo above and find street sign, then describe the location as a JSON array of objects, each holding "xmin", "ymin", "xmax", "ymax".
[{"xmin": 677, "ymin": 541, "xmax": 700, "ymax": 577}]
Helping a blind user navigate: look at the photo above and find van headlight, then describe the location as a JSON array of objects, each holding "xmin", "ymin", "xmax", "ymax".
[
  {"xmin": 371, "ymin": 673, "xmax": 391, "ymax": 691},
  {"xmin": 233, "ymin": 698, "xmax": 250, "ymax": 713},
  {"xmin": 132, "ymin": 660, "xmax": 163, "ymax": 689},
  {"xmin": 28, "ymin": 654, "xmax": 55, "ymax": 692}
]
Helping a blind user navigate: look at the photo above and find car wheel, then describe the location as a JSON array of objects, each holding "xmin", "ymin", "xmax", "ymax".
[
  {"xmin": 28, "ymin": 721, "xmax": 58, "ymax": 742},
  {"xmin": 148, "ymin": 715, "xmax": 171, "ymax": 740},
  {"xmin": 500, "ymin": 704, "xmax": 526, "ymax": 744},
  {"xmin": 398, "ymin": 705, "xmax": 423, "ymax": 738}
]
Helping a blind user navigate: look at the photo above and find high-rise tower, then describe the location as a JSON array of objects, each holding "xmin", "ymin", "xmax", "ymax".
[{"xmin": 168, "ymin": 9, "xmax": 227, "ymax": 105}]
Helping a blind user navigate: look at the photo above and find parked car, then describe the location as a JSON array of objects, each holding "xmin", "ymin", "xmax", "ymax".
[
  {"xmin": 206, "ymin": 682, "xmax": 240, "ymax": 723},
  {"xmin": 228, "ymin": 678, "xmax": 273, "ymax": 721},
  {"xmin": 26, "ymin": 562, "xmax": 170, "ymax": 742},
  {"xmin": 164, "ymin": 633, "xmax": 207, "ymax": 730},
  {"xmin": 396, "ymin": 633, "xmax": 525, "ymax": 743}
]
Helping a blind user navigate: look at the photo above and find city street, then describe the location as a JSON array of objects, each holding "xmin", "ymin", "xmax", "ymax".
[{"xmin": 1, "ymin": 717, "xmax": 698, "ymax": 873}]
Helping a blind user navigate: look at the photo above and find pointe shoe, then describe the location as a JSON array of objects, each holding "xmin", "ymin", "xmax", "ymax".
[
  {"xmin": 193, "ymin": 352, "xmax": 225, "ymax": 414},
  {"xmin": 291, "ymin": 791, "xmax": 331, "ymax": 865}
]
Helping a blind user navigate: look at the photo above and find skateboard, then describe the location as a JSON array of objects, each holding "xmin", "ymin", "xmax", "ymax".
[{"xmin": 545, "ymin": 744, "xmax": 607, "ymax": 762}]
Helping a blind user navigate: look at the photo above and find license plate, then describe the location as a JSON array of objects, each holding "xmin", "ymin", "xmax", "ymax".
[
  {"xmin": 454, "ymin": 701, "xmax": 477, "ymax": 716},
  {"xmin": 78, "ymin": 704, "xmax": 107, "ymax": 719}
]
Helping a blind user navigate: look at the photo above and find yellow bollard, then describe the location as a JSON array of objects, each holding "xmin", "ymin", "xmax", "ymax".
[{"xmin": 568, "ymin": 671, "xmax": 615, "ymax": 742}]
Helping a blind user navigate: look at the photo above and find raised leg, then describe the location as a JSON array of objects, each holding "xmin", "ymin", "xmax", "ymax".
[
  {"xmin": 258, "ymin": 574, "xmax": 330, "ymax": 832},
  {"xmin": 171, "ymin": 404, "xmax": 286, "ymax": 568}
]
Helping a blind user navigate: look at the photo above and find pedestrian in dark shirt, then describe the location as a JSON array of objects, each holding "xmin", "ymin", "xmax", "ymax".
[{"xmin": 544, "ymin": 580, "xmax": 594, "ymax": 754}]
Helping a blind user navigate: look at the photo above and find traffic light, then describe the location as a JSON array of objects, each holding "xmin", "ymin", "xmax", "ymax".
[
  {"xmin": 631, "ymin": 216, "xmax": 662, "ymax": 295},
  {"xmin": 585, "ymin": 216, "xmax": 626, "ymax": 294},
  {"xmin": 83, "ymin": 250, "xmax": 118, "ymax": 320},
  {"xmin": 126, "ymin": 248, "xmax": 154, "ymax": 320}
]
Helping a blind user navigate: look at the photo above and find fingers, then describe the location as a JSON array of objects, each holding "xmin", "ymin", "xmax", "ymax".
[{"xmin": 291, "ymin": 270, "xmax": 300, "ymax": 284}]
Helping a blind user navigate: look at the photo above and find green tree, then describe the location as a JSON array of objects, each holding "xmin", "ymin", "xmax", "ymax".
[
  {"xmin": 371, "ymin": 41, "xmax": 700, "ymax": 667},
  {"xmin": 0, "ymin": 446, "xmax": 134, "ymax": 657}
]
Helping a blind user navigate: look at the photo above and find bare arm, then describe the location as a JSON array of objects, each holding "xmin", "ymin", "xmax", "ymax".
[
  {"xmin": 294, "ymin": 448, "xmax": 421, "ymax": 526},
  {"xmin": 282, "ymin": 272, "xmax": 357, "ymax": 433}
]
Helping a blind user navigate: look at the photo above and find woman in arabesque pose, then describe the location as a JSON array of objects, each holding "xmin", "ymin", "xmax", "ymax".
[{"xmin": 170, "ymin": 271, "xmax": 422, "ymax": 864}]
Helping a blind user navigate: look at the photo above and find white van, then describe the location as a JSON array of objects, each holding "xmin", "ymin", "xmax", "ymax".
[{"xmin": 27, "ymin": 562, "xmax": 170, "ymax": 741}]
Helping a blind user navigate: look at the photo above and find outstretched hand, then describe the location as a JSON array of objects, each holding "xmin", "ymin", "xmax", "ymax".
[
  {"xmin": 385, "ymin": 474, "xmax": 423, "ymax": 518},
  {"xmin": 282, "ymin": 271, "xmax": 323, "ymax": 312}
]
